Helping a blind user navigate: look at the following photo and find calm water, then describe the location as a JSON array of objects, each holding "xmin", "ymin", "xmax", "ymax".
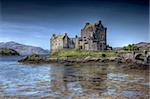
[{"xmin": 0, "ymin": 56, "xmax": 149, "ymax": 98}]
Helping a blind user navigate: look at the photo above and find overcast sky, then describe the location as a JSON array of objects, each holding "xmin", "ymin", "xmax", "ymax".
[{"xmin": 0, "ymin": 0, "xmax": 149, "ymax": 49}]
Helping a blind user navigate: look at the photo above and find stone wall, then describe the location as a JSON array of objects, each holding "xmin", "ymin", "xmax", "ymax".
[{"xmin": 80, "ymin": 20, "xmax": 107, "ymax": 51}]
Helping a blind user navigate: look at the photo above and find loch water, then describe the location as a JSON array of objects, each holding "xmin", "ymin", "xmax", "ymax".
[{"xmin": 0, "ymin": 56, "xmax": 149, "ymax": 98}]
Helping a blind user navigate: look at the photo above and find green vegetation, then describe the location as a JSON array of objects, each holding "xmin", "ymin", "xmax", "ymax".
[
  {"xmin": 25, "ymin": 54, "xmax": 42, "ymax": 61},
  {"xmin": 50, "ymin": 49, "xmax": 118, "ymax": 59},
  {"xmin": 18, "ymin": 53, "xmax": 44, "ymax": 63},
  {"xmin": 0, "ymin": 48, "xmax": 20, "ymax": 56},
  {"xmin": 123, "ymin": 44, "xmax": 139, "ymax": 51}
]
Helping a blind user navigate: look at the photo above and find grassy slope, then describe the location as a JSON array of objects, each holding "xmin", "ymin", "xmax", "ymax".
[{"xmin": 50, "ymin": 49, "xmax": 118, "ymax": 59}]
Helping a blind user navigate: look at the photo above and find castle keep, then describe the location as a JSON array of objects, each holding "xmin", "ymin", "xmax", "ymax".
[{"xmin": 50, "ymin": 20, "xmax": 107, "ymax": 52}]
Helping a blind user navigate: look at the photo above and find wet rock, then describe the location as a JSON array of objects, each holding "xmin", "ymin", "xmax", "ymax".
[
  {"xmin": 146, "ymin": 55, "xmax": 150, "ymax": 64},
  {"xmin": 84, "ymin": 57, "xmax": 100, "ymax": 62},
  {"xmin": 18, "ymin": 54, "xmax": 45, "ymax": 64},
  {"xmin": 101, "ymin": 59, "xmax": 110, "ymax": 63},
  {"xmin": 125, "ymin": 58, "xmax": 134, "ymax": 64},
  {"xmin": 129, "ymin": 64, "xmax": 149, "ymax": 70},
  {"xmin": 92, "ymin": 77, "xmax": 102, "ymax": 82},
  {"xmin": 108, "ymin": 57, "xmax": 122, "ymax": 63}
]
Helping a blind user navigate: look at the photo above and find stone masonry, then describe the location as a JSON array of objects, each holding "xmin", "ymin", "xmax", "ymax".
[{"xmin": 50, "ymin": 20, "xmax": 107, "ymax": 52}]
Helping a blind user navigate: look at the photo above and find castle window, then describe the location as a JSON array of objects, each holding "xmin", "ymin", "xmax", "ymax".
[{"xmin": 101, "ymin": 35, "xmax": 105, "ymax": 40}]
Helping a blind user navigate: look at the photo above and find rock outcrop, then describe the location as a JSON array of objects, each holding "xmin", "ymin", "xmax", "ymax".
[{"xmin": 18, "ymin": 54, "xmax": 45, "ymax": 64}]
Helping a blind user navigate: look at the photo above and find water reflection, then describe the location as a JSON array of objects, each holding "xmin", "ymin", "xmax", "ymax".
[{"xmin": 0, "ymin": 57, "xmax": 149, "ymax": 98}]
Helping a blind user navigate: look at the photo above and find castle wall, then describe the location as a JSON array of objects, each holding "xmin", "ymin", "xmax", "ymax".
[
  {"xmin": 51, "ymin": 38, "xmax": 64, "ymax": 52},
  {"xmin": 69, "ymin": 38, "xmax": 75, "ymax": 49},
  {"xmin": 80, "ymin": 20, "xmax": 107, "ymax": 51},
  {"xmin": 63, "ymin": 35, "xmax": 69, "ymax": 48},
  {"xmin": 50, "ymin": 20, "xmax": 107, "ymax": 52}
]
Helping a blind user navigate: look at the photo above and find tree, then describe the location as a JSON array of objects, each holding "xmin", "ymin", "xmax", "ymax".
[{"xmin": 123, "ymin": 44, "xmax": 139, "ymax": 51}]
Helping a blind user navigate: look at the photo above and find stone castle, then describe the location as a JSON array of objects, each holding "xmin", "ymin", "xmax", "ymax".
[{"xmin": 50, "ymin": 20, "xmax": 107, "ymax": 52}]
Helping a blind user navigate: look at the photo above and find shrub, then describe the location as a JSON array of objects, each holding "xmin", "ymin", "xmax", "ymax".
[
  {"xmin": 102, "ymin": 53, "xmax": 106, "ymax": 57},
  {"xmin": 123, "ymin": 44, "xmax": 139, "ymax": 51}
]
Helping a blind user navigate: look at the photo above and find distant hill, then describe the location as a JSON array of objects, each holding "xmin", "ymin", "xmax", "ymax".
[
  {"xmin": 113, "ymin": 42, "xmax": 150, "ymax": 51},
  {"xmin": 0, "ymin": 41, "xmax": 49, "ymax": 55},
  {"xmin": 135, "ymin": 42, "xmax": 150, "ymax": 51}
]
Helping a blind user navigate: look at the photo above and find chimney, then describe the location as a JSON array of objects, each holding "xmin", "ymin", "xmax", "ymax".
[
  {"xmin": 98, "ymin": 20, "xmax": 101, "ymax": 24},
  {"xmin": 95, "ymin": 20, "xmax": 101, "ymax": 26},
  {"xmin": 52, "ymin": 33, "xmax": 56, "ymax": 37},
  {"xmin": 86, "ymin": 22, "xmax": 90, "ymax": 26},
  {"xmin": 65, "ymin": 33, "xmax": 67, "ymax": 36},
  {"xmin": 75, "ymin": 35, "xmax": 78, "ymax": 38},
  {"xmin": 105, "ymin": 28, "xmax": 107, "ymax": 31}
]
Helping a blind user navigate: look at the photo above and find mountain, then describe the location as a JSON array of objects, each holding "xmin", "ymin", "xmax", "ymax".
[
  {"xmin": 113, "ymin": 42, "xmax": 150, "ymax": 51},
  {"xmin": 0, "ymin": 41, "xmax": 49, "ymax": 55},
  {"xmin": 135, "ymin": 42, "xmax": 150, "ymax": 51}
]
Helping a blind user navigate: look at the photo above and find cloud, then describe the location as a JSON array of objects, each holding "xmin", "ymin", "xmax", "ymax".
[
  {"xmin": 0, "ymin": 0, "xmax": 148, "ymax": 49},
  {"xmin": 0, "ymin": 21, "xmax": 53, "ymax": 38},
  {"xmin": 0, "ymin": 21, "xmax": 52, "ymax": 49}
]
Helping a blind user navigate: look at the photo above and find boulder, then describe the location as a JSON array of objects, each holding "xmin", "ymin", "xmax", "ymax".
[{"xmin": 84, "ymin": 56, "xmax": 100, "ymax": 62}]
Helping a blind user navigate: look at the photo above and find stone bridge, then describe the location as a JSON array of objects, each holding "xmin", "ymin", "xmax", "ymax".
[
  {"xmin": 120, "ymin": 50, "xmax": 150, "ymax": 64},
  {"xmin": 133, "ymin": 50, "xmax": 148, "ymax": 58}
]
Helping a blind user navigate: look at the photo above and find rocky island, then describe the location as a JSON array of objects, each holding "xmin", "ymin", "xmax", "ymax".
[
  {"xmin": 18, "ymin": 21, "xmax": 150, "ymax": 70},
  {"xmin": 0, "ymin": 48, "xmax": 20, "ymax": 56},
  {"xmin": 18, "ymin": 49, "xmax": 149, "ymax": 69}
]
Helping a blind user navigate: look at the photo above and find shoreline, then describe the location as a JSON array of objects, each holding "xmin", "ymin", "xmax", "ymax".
[{"xmin": 18, "ymin": 56, "xmax": 149, "ymax": 70}]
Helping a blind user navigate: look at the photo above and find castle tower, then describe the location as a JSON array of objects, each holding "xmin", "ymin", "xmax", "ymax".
[{"xmin": 80, "ymin": 20, "xmax": 107, "ymax": 51}]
